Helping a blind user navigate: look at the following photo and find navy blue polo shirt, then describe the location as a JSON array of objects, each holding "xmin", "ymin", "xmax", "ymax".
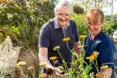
[
  {"xmin": 84, "ymin": 30, "xmax": 114, "ymax": 78},
  {"xmin": 39, "ymin": 19, "xmax": 79, "ymax": 67}
]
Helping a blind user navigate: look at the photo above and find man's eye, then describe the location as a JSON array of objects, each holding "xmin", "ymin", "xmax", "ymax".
[
  {"xmin": 58, "ymin": 13, "xmax": 63, "ymax": 16},
  {"xmin": 65, "ymin": 14, "xmax": 69, "ymax": 16},
  {"xmin": 87, "ymin": 22, "xmax": 91, "ymax": 25}
]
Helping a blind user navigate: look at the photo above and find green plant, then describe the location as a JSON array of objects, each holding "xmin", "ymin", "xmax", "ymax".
[
  {"xmin": 0, "ymin": 0, "xmax": 54, "ymax": 27},
  {"xmin": 0, "ymin": 16, "xmax": 40, "ymax": 52},
  {"xmin": 103, "ymin": 20, "xmax": 115, "ymax": 36},
  {"xmin": 44, "ymin": 36, "xmax": 94, "ymax": 78},
  {"xmin": 71, "ymin": 13, "xmax": 88, "ymax": 35},
  {"xmin": 17, "ymin": 17, "xmax": 39, "ymax": 51},
  {"xmin": 0, "ymin": 18, "xmax": 40, "ymax": 78}
]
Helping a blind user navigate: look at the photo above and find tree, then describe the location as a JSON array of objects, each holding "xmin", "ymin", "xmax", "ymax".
[
  {"xmin": 0, "ymin": 0, "xmax": 55, "ymax": 27},
  {"xmin": 72, "ymin": 0, "xmax": 110, "ymax": 12},
  {"xmin": 73, "ymin": 4, "xmax": 84, "ymax": 14}
]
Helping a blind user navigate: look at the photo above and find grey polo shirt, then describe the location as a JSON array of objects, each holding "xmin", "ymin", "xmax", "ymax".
[{"xmin": 39, "ymin": 18, "xmax": 79, "ymax": 67}]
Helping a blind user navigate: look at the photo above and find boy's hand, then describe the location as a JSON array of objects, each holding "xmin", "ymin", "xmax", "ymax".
[{"xmin": 96, "ymin": 68, "xmax": 112, "ymax": 78}]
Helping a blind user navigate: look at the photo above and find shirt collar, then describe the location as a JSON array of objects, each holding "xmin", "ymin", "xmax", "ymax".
[
  {"xmin": 54, "ymin": 18, "xmax": 71, "ymax": 29},
  {"xmin": 89, "ymin": 30, "xmax": 103, "ymax": 40}
]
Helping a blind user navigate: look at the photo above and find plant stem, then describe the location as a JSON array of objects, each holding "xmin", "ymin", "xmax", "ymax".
[
  {"xmin": 95, "ymin": 59, "xmax": 99, "ymax": 72},
  {"xmin": 57, "ymin": 49, "xmax": 64, "ymax": 60},
  {"xmin": 53, "ymin": 60, "xmax": 55, "ymax": 67},
  {"xmin": 92, "ymin": 61, "xmax": 99, "ymax": 73},
  {"xmin": 66, "ymin": 41, "xmax": 71, "ymax": 51}
]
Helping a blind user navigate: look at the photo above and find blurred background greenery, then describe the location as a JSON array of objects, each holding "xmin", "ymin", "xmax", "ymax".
[{"xmin": 0, "ymin": 0, "xmax": 117, "ymax": 51}]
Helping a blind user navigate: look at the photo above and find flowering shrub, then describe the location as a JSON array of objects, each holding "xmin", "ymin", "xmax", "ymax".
[
  {"xmin": 0, "ymin": 35, "xmax": 111, "ymax": 78},
  {"xmin": 38, "ymin": 35, "xmax": 101, "ymax": 78}
]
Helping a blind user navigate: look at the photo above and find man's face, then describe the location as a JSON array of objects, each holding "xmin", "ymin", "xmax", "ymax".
[{"xmin": 55, "ymin": 6, "xmax": 71, "ymax": 27}]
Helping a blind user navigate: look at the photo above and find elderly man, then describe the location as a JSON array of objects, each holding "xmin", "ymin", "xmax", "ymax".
[{"xmin": 38, "ymin": 0, "xmax": 80, "ymax": 74}]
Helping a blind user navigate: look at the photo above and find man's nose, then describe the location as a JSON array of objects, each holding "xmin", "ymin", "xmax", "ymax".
[{"xmin": 61, "ymin": 16, "xmax": 66, "ymax": 20}]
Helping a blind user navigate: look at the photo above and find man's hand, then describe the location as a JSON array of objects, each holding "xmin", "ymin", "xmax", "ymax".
[
  {"xmin": 55, "ymin": 71, "xmax": 68, "ymax": 78},
  {"xmin": 46, "ymin": 67, "xmax": 64, "ymax": 75},
  {"xmin": 54, "ymin": 67, "xmax": 64, "ymax": 74}
]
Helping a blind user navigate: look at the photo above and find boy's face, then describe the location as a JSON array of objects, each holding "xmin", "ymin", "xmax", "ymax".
[{"xmin": 86, "ymin": 18, "xmax": 103, "ymax": 37}]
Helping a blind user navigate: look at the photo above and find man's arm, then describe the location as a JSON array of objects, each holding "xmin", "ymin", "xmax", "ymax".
[
  {"xmin": 39, "ymin": 47, "xmax": 53, "ymax": 69},
  {"xmin": 73, "ymin": 41, "xmax": 81, "ymax": 57},
  {"xmin": 39, "ymin": 47, "xmax": 64, "ymax": 74}
]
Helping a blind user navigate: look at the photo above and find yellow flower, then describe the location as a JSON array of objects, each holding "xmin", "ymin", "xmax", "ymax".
[
  {"xmin": 92, "ymin": 51, "xmax": 99, "ymax": 58},
  {"xmin": 17, "ymin": 61, "xmax": 26, "ymax": 66},
  {"xmin": 39, "ymin": 62, "xmax": 46, "ymax": 67},
  {"xmin": 50, "ymin": 56, "xmax": 57, "ymax": 61},
  {"xmin": 86, "ymin": 51, "xmax": 99, "ymax": 62},
  {"xmin": 86, "ymin": 56, "xmax": 95, "ymax": 62},
  {"xmin": 63, "ymin": 37, "xmax": 70, "ymax": 42},
  {"xmin": 53, "ymin": 46, "xmax": 60, "ymax": 51},
  {"xmin": 80, "ymin": 35, "xmax": 87, "ymax": 39}
]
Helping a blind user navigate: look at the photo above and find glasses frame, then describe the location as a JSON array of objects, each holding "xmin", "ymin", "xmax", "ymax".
[
  {"xmin": 86, "ymin": 22, "xmax": 102, "ymax": 28},
  {"xmin": 56, "ymin": 12, "xmax": 71, "ymax": 17}
]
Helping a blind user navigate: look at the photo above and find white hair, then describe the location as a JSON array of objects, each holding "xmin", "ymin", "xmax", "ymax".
[{"xmin": 54, "ymin": 0, "xmax": 73, "ymax": 14}]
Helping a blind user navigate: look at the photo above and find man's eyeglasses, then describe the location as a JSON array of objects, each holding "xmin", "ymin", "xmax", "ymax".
[{"xmin": 57, "ymin": 13, "xmax": 71, "ymax": 17}]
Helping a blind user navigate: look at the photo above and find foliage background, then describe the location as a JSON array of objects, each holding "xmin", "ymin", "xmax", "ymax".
[
  {"xmin": 0, "ymin": 0, "xmax": 117, "ymax": 52},
  {"xmin": 0, "ymin": 0, "xmax": 117, "ymax": 77}
]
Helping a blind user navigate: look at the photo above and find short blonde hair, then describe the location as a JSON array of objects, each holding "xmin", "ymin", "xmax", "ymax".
[{"xmin": 86, "ymin": 8, "xmax": 104, "ymax": 23}]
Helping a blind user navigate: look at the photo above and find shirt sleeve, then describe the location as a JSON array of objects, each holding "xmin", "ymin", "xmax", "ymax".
[
  {"xmin": 98, "ymin": 39, "xmax": 114, "ymax": 69},
  {"xmin": 38, "ymin": 24, "xmax": 50, "ymax": 48}
]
